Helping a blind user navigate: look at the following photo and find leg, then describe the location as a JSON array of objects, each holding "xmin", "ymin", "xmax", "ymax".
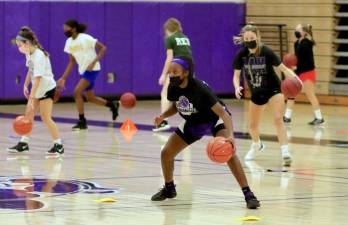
[
  {"xmin": 151, "ymin": 132, "xmax": 189, "ymax": 201},
  {"xmin": 303, "ymin": 80, "xmax": 323, "ymax": 124},
  {"xmin": 161, "ymin": 76, "xmax": 171, "ymax": 114},
  {"xmin": 39, "ymin": 99, "xmax": 60, "ymax": 140},
  {"xmin": 73, "ymin": 78, "xmax": 90, "ymax": 116},
  {"xmin": 268, "ymin": 94, "xmax": 292, "ymax": 166},
  {"xmin": 215, "ymin": 129, "xmax": 260, "ymax": 209},
  {"xmin": 85, "ymin": 90, "xmax": 107, "ymax": 106},
  {"xmin": 284, "ymin": 99, "xmax": 295, "ymax": 122}
]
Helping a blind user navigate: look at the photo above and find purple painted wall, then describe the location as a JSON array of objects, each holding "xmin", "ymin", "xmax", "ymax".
[{"xmin": 0, "ymin": 1, "xmax": 245, "ymax": 100}]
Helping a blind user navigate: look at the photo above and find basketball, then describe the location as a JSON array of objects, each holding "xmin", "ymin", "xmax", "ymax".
[
  {"xmin": 283, "ymin": 53, "xmax": 298, "ymax": 68},
  {"xmin": 120, "ymin": 92, "xmax": 137, "ymax": 109},
  {"xmin": 206, "ymin": 137, "xmax": 235, "ymax": 163},
  {"xmin": 13, "ymin": 115, "xmax": 33, "ymax": 136},
  {"xmin": 281, "ymin": 77, "xmax": 303, "ymax": 98}
]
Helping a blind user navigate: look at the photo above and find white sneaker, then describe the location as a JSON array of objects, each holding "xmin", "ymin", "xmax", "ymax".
[
  {"xmin": 244, "ymin": 142, "xmax": 266, "ymax": 161},
  {"xmin": 282, "ymin": 150, "xmax": 293, "ymax": 167},
  {"xmin": 152, "ymin": 120, "xmax": 171, "ymax": 132}
]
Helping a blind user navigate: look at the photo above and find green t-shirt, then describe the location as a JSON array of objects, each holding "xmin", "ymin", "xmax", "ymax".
[{"xmin": 165, "ymin": 32, "xmax": 192, "ymax": 59}]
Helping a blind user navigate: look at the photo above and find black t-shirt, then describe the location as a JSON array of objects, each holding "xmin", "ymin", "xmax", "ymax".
[
  {"xmin": 233, "ymin": 45, "xmax": 281, "ymax": 94},
  {"xmin": 167, "ymin": 78, "xmax": 223, "ymax": 125},
  {"xmin": 294, "ymin": 38, "xmax": 315, "ymax": 75}
]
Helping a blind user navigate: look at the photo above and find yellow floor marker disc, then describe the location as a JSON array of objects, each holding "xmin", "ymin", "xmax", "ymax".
[
  {"xmin": 94, "ymin": 198, "xmax": 117, "ymax": 203},
  {"xmin": 236, "ymin": 216, "xmax": 261, "ymax": 222}
]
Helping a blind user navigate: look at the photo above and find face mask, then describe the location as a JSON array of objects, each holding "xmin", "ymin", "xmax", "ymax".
[
  {"xmin": 64, "ymin": 30, "xmax": 73, "ymax": 37},
  {"xmin": 170, "ymin": 76, "xmax": 184, "ymax": 86},
  {"xmin": 294, "ymin": 31, "xmax": 302, "ymax": 39},
  {"xmin": 18, "ymin": 44, "xmax": 30, "ymax": 55},
  {"xmin": 244, "ymin": 40, "xmax": 257, "ymax": 49}
]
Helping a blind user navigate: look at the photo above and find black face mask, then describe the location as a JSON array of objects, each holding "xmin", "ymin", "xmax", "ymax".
[
  {"xmin": 170, "ymin": 76, "xmax": 184, "ymax": 86},
  {"xmin": 64, "ymin": 30, "xmax": 73, "ymax": 38},
  {"xmin": 294, "ymin": 31, "xmax": 302, "ymax": 39},
  {"xmin": 244, "ymin": 40, "xmax": 257, "ymax": 49}
]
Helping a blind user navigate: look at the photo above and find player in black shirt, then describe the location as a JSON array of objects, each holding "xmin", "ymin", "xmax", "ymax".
[
  {"xmin": 151, "ymin": 57, "xmax": 260, "ymax": 209},
  {"xmin": 283, "ymin": 24, "xmax": 324, "ymax": 125},
  {"xmin": 233, "ymin": 24, "xmax": 300, "ymax": 166}
]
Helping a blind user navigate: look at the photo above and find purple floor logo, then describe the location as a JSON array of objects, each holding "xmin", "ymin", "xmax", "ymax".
[{"xmin": 0, "ymin": 177, "xmax": 119, "ymax": 210}]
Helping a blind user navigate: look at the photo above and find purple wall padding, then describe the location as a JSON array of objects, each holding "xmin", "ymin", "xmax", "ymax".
[{"xmin": 0, "ymin": 1, "xmax": 245, "ymax": 100}]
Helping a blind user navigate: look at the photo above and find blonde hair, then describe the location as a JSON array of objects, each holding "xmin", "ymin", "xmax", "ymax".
[
  {"xmin": 163, "ymin": 17, "xmax": 183, "ymax": 33},
  {"xmin": 233, "ymin": 23, "xmax": 262, "ymax": 56},
  {"xmin": 18, "ymin": 26, "xmax": 49, "ymax": 56},
  {"xmin": 300, "ymin": 24, "xmax": 316, "ymax": 45}
]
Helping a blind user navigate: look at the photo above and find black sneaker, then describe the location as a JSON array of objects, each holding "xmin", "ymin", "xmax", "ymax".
[
  {"xmin": 308, "ymin": 118, "xmax": 324, "ymax": 126},
  {"xmin": 245, "ymin": 192, "xmax": 260, "ymax": 209},
  {"xmin": 283, "ymin": 117, "xmax": 291, "ymax": 124},
  {"xmin": 7, "ymin": 142, "xmax": 29, "ymax": 153},
  {"xmin": 72, "ymin": 120, "xmax": 88, "ymax": 131},
  {"xmin": 47, "ymin": 143, "xmax": 64, "ymax": 155},
  {"xmin": 110, "ymin": 101, "xmax": 119, "ymax": 121},
  {"xmin": 151, "ymin": 186, "xmax": 177, "ymax": 201},
  {"xmin": 152, "ymin": 120, "xmax": 171, "ymax": 132}
]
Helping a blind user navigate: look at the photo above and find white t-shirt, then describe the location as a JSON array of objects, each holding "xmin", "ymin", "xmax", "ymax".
[
  {"xmin": 26, "ymin": 49, "xmax": 56, "ymax": 99},
  {"xmin": 64, "ymin": 33, "xmax": 101, "ymax": 74}
]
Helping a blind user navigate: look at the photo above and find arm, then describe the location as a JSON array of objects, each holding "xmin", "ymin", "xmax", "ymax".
[
  {"xmin": 29, "ymin": 76, "xmax": 42, "ymax": 99},
  {"xmin": 23, "ymin": 71, "xmax": 32, "ymax": 99},
  {"xmin": 233, "ymin": 69, "xmax": 243, "ymax": 99},
  {"xmin": 154, "ymin": 102, "xmax": 177, "ymax": 126},
  {"xmin": 278, "ymin": 63, "xmax": 298, "ymax": 78},
  {"xmin": 159, "ymin": 49, "xmax": 174, "ymax": 85},
  {"xmin": 211, "ymin": 103, "xmax": 234, "ymax": 138},
  {"xmin": 87, "ymin": 41, "xmax": 106, "ymax": 71},
  {"xmin": 58, "ymin": 54, "xmax": 76, "ymax": 81}
]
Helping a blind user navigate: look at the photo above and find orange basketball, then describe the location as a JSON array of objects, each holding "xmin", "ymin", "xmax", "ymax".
[
  {"xmin": 281, "ymin": 77, "xmax": 303, "ymax": 98},
  {"xmin": 13, "ymin": 115, "xmax": 33, "ymax": 136},
  {"xmin": 283, "ymin": 53, "xmax": 298, "ymax": 68},
  {"xmin": 120, "ymin": 92, "xmax": 136, "ymax": 109},
  {"xmin": 206, "ymin": 137, "xmax": 235, "ymax": 163}
]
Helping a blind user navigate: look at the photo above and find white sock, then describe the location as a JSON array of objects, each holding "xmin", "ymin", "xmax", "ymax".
[
  {"xmin": 284, "ymin": 109, "xmax": 292, "ymax": 119},
  {"xmin": 314, "ymin": 109, "xmax": 322, "ymax": 120},
  {"xmin": 281, "ymin": 145, "xmax": 289, "ymax": 154},
  {"xmin": 20, "ymin": 136, "xmax": 30, "ymax": 144},
  {"xmin": 54, "ymin": 139, "xmax": 62, "ymax": 145}
]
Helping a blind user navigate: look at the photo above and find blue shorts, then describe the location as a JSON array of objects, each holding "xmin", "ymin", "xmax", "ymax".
[{"xmin": 81, "ymin": 70, "xmax": 99, "ymax": 91}]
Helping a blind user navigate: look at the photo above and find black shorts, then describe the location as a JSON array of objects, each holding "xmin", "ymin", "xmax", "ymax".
[
  {"xmin": 38, "ymin": 88, "xmax": 56, "ymax": 101},
  {"xmin": 251, "ymin": 89, "xmax": 281, "ymax": 105},
  {"xmin": 175, "ymin": 119, "xmax": 226, "ymax": 145}
]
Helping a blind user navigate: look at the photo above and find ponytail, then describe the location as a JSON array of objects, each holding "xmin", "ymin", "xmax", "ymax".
[
  {"xmin": 17, "ymin": 26, "xmax": 49, "ymax": 56},
  {"xmin": 302, "ymin": 24, "xmax": 316, "ymax": 46}
]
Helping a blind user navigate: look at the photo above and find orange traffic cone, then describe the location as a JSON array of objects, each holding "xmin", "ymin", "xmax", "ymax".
[{"xmin": 120, "ymin": 118, "xmax": 137, "ymax": 132}]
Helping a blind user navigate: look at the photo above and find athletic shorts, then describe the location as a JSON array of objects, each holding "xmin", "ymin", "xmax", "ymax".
[
  {"xmin": 298, "ymin": 70, "xmax": 316, "ymax": 83},
  {"xmin": 81, "ymin": 70, "xmax": 100, "ymax": 91},
  {"xmin": 38, "ymin": 87, "xmax": 56, "ymax": 101},
  {"xmin": 251, "ymin": 89, "xmax": 281, "ymax": 106},
  {"xmin": 175, "ymin": 107, "xmax": 231, "ymax": 145}
]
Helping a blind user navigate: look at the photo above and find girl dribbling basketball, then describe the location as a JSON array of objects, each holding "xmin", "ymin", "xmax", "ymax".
[
  {"xmin": 283, "ymin": 24, "xmax": 324, "ymax": 125},
  {"xmin": 233, "ymin": 24, "xmax": 301, "ymax": 166},
  {"xmin": 7, "ymin": 27, "xmax": 64, "ymax": 155},
  {"xmin": 151, "ymin": 57, "xmax": 260, "ymax": 209},
  {"xmin": 57, "ymin": 19, "xmax": 119, "ymax": 131}
]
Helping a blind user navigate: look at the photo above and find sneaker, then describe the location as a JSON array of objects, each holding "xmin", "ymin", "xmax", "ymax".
[
  {"xmin": 7, "ymin": 142, "xmax": 29, "ymax": 153},
  {"xmin": 152, "ymin": 120, "xmax": 171, "ymax": 132},
  {"xmin": 244, "ymin": 142, "xmax": 266, "ymax": 161},
  {"xmin": 282, "ymin": 151, "xmax": 292, "ymax": 167},
  {"xmin": 283, "ymin": 116, "xmax": 291, "ymax": 124},
  {"xmin": 47, "ymin": 143, "xmax": 64, "ymax": 155},
  {"xmin": 308, "ymin": 118, "xmax": 324, "ymax": 126},
  {"xmin": 110, "ymin": 101, "xmax": 119, "ymax": 121},
  {"xmin": 151, "ymin": 186, "xmax": 177, "ymax": 201},
  {"xmin": 245, "ymin": 192, "xmax": 260, "ymax": 209},
  {"xmin": 72, "ymin": 120, "xmax": 88, "ymax": 131}
]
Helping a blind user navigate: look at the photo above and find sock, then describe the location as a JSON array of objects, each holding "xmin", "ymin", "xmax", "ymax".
[
  {"xmin": 281, "ymin": 145, "xmax": 289, "ymax": 155},
  {"xmin": 314, "ymin": 109, "xmax": 322, "ymax": 120},
  {"xmin": 284, "ymin": 108, "xmax": 292, "ymax": 119},
  {"xmin": 165, "ymin": 181, "xmax": 175, "ymax": 190},
  {"xmin": 106, "ymin": 100, "xmax": 114, "ymax": 109},
  {"xmin": 54, "ymin": 139, "xmax": 62, "ymax": 145},
  {"xmin": 242, "ymin": 186, "xmax": 253, "ymax": 199},
  {"xmin": 79, "ymin": 114, "xmax": 86, "ymax": 122},
  {"xmin": 20, "ymin": 136, "xmax": 30, "ymax": 144}
]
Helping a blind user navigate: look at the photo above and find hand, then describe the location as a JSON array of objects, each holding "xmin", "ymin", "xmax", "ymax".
[
  {"xmin": 87, "ymin": 62, "xmax": 96, "ymax": 71},
  {"xmin": 154, "ymin": 115, "xmax": 164, "ymax": 127},
  {"xmin": 158, "ymin": 74, "xmax": 167, "ymax": 86},
  {"xmin": 57, "ymin": 78, "xmax": 66, "ymax": 90},
  {"xmin": 23, "ymin": 86, "xmax": 29, "ymax": 99},
  {"xmin": 235, "ymin": 86, "xmax": 243, "ymax": 99}
]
